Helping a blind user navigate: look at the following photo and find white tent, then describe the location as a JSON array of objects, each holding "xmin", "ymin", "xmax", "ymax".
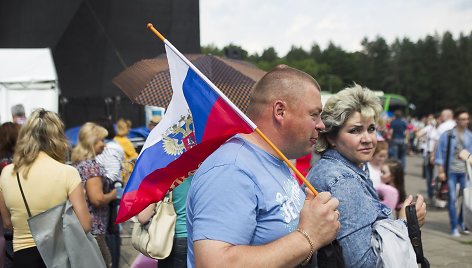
[{"xmin": 0, "ymin": 48, "xmax": 59, "ymax": 123}]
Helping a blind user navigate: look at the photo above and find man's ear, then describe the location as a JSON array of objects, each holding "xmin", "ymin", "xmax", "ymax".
[{"xmin": 273, "ymin": 100, "xmax": 286, "ymax": 120}]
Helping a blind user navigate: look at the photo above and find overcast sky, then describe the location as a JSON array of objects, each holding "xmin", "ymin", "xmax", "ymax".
[{"xmin": 200, "ymin": 0, "xmax": 472, "ymax": 55}]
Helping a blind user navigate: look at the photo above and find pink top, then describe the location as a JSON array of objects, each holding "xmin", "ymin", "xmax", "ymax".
[{"xmin": 376, "ymin": 183, "xmax": 399, "ymax": 212}]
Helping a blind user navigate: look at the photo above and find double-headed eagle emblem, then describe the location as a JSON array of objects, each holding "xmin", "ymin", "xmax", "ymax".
[{"xmin": 162, "ymin": 112, "xmax": 196, "ymax": 156}]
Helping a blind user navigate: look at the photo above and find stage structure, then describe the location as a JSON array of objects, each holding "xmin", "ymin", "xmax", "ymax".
[{"xmin": 0, "ymin": 0, "xmax": 200, "ymax": 127}]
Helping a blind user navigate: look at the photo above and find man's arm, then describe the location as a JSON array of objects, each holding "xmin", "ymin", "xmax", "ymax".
[
  {"xmin": 459, "ymin": 149, "xmax": 472, "ymax": 164},
  {"xmin": 194, "ymin": 191, "xmax": 339, "ymax": 268},
  {"xmin": 434, "ymin": 134, "xmax": 447, "ymax": 181}
]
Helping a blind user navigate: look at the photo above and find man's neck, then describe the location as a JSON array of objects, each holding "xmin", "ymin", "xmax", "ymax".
[{"xmin": 241, "ymin": 132, "xmax": 281, "ymax": 159}]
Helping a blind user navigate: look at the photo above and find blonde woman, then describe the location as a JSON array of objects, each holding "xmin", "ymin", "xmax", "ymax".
[
  {"xmin": 308, "ymin": 86, "xmax": 426, "ymax": 266},
  {"xmin": 72, "ymin": 122, "xmax": 117, "ymax": 268},
  {"xmin": 0, "ymin": 109, "xmax": 91, "ymax": 268}
]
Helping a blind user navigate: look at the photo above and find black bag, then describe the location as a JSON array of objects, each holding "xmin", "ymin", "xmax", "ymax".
[
  {"xmin": 436, "ymin": 181, "xmax": 449, "ymax": 201},
  {"xmin": 317, "ymin": 240, "xmax": 345, "ymax": 268},
  {"xmin": 436, "ymin": 130, "xmax": 453, "ymax": 202},
  {"xmin": 406, "ymin": 204, "xmax": 430, "ymax": 268},
  {"xmin": 102, "ymin": 177, "xmax": 114, "ymax": 194}
]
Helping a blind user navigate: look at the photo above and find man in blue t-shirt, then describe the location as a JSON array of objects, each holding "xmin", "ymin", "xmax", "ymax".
[
  {"xmin": 389, "ymin": 109, "xmax": 408, "ymax": 168},
  {"xmin": 187, "ymin": 65, "xmax": 340, "ymax": 267}
]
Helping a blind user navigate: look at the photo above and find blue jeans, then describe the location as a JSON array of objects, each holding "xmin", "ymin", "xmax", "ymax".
[
  {"xmin": 389, "ymin": 139, "xmax": 406, "ymax": 168},
  {"xmin": 447, "ymin": 172, "xmax": 468, "ymax": 232},
  {"xmin": 159, "ymin": 237, "xmax": 187, "ymax": 268}
]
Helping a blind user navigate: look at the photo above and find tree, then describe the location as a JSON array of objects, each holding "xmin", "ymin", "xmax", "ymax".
[
  {"xmin": 285, "ymin": 46, "xmax": 310, "ymax": 62},
  {"xmin": 260, "ymin": 47, "xmax": 278, "ymax": 62},
  {"xmin": 415, "ymin": 35, "xmax": 440, "ymax": 114},
  {"xmin": 439, "ymin": 32, "xmax": 462, "ymax": 109},
  {"xmin": 201, "ymin": 44, "xmax": 224, "ymax": 56},
  {"xmin": 457, "ymin": 32, "xmax": 472, "ymax": 112},
  {"xmin": 320, "ymin": 42, "xmax": 361, "ymax": 89},
  {"xmin": 360, "ymin": 36, "xmax": 392, "ymax": 91},
  {"xmin": 390, "ymin": 38, "xmax": 418, "ymax": 102},
  {"xmin": 200, "ymin": 29, "xmax": 472, "ymax": 116}
]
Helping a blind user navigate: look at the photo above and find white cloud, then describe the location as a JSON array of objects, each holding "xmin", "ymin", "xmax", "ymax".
[{"xmin": 200, "ymin": 0, "xmax": 472, "ymax": 55}]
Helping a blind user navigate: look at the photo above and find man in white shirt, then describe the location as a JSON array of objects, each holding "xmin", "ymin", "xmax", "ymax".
[
  {"xmin": 437, "ymin": 109, "xmax": 456, "ymax": 136},
  {"xmin": 416, "ymin": 114, "xmax": 439, "ymax": 200}
]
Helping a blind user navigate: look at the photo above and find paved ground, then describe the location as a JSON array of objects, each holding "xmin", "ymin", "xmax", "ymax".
[
  {"xmin": 403, "ymin": 154, "xmax": 472, "ymax": 267},
  {"xmin": 118, "ymin": 154, "xmax": 472, "ymax": 267}
]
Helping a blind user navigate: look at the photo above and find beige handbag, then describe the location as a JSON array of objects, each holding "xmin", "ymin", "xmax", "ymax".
[
  {"xmin": 464, "ymin": 161, "xmax": 472, "ymax": 230},
  {"xmin": 131, "ymin": 192, "xmax": 176, "ymax": 259}
]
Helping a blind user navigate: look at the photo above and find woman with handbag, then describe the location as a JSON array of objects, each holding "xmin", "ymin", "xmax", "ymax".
[
  {"xmin": 72, "ymin": 122, "xmax": 117, "ymax": 268},
  {"xmin": 307, "ymin": 85, "xmax": 427, "ymax": 267},
  {"xmin": 134, "ymin": 177, "xmax": 192, "ymax": 268},
  {"xmin": 0, "ymin": 109, "xmax": 92, "ymax": 268}
]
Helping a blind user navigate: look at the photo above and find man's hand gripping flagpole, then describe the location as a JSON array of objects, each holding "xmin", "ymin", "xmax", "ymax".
[{"xmin": 147, "ymin": 23, "xmax": 319, "ymax": 196}]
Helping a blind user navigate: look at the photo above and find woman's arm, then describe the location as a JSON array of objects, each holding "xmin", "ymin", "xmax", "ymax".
[
  {"xmin": 137, "ymin": 203, "xmax": 157, "ymax": 224},
  {"xmin": 68, "ymin": 183, "xmax": 92, "ymax": 232},
  {"xmin": 328, "ymin": 176, "xmax": 379, "ymax": 267},
  {"xmin": 0, "ymin": 191, "xmax": 12, "ymax": 229},
  {"xmin": 85, "ymin": 176, "xmax": 117, "ymax": 208}
]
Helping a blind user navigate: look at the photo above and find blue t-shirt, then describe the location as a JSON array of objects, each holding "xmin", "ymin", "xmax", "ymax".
[
  {"xmin": 390, "ymin": 118, "xmax": 408, "ymax": 140},
  {"xmin": 186, "ymin": 136, "xmax": 305, "ymax": 267}
]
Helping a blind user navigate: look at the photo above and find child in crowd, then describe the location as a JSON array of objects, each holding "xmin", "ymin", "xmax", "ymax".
[
  {"xmin": 367, "ymin": 140, "xmax": 389, "ymax": 188},
  {"xmin": 380, "ymin": 159, "xmax": 407, "ymax": 217},
  {"xmin": 368, "ymin": 138, "xmax": 401, "ymax": 214},
  {"xmin": 114, "ymin": 118, "xmax": 138, "ymax": 162}
]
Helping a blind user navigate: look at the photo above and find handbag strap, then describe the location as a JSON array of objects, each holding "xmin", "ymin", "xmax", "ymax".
[
  {"xmin": 16, "ymin": 172, "xmax": 32, "ymax": 218},
  {"xmin": 444, "ymin": 129, "xmax": 453, "ymax": 176},
  {"xmin": 153, "ymin": 191, "xmax": 173, "ymax": 214}
]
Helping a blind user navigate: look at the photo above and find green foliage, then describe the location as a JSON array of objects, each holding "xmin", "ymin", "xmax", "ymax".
[
  {"xmin": 201, "ymin": 44, "xmax": 224, "ymax": 56},
  {"xmin": 286, "ymin": 46, "xmax": 310, "ymax": 62},
  {"xmin": 260, "ymin": 47, "xmax": 278, "ymax": 62},
  {"xmin": 201, "ymin": 30, "xmax": 472, "ymax": 116}
]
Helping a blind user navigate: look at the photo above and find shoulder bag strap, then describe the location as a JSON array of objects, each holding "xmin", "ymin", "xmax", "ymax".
[
  {"xmin": 445, "ymin": 129, "xmax": 453, "ymax": 176},
  {"xmin": 16, "ymin": 172, "xmax": 32, "ymax": 218}
]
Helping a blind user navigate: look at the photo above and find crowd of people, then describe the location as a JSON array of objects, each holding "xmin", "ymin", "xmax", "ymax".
[
  {"xmin": 0, "ymin": 110, "xmax": 141, "ymax": 268},
  {"xmin": 0, "ymin": 64, "xmax": 470, "ymax": 267}
]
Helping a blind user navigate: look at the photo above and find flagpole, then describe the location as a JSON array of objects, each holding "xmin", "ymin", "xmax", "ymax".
[{"xmin": 146, "ymin": 23, "xmax": 318, "ymax": 196}]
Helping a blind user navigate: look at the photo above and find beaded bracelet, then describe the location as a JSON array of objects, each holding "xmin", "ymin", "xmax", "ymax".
[{"xmin": 296, "ymin": 228, "xmax": 314, "ymax": 266}]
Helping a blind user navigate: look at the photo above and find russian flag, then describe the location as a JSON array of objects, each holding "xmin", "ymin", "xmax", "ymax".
[{"xmin": 116, "ymin": 43, "xmax": 255, "ymax": 223}]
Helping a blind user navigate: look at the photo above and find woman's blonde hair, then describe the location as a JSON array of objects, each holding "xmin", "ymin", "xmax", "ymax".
[
  {"xmin": 13, "ymin": 109, "xmax": 69, "ymax": 177},
  {"xmin": 71, "ymin": 122, "xmax": 108, "ymax": 163},
  {"xmin": 316, "ymin": 84, "xmax": 382, "ymax": 153}
]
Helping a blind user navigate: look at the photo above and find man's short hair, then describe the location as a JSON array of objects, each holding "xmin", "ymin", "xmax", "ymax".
[
  {"xmin": 454, "ymin": 106, "xmax": 469, "ymax": 119},
  {"xmin": 11, "ymin": 104, "xmax": 25, "ymax": 116},
  {"xmin": 246, "ymin": 65, "xmax": 320, "ymax": 118},
  {"xmin": 393, "ymin": 109, "xmax": 403, "ymax": 118}
]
